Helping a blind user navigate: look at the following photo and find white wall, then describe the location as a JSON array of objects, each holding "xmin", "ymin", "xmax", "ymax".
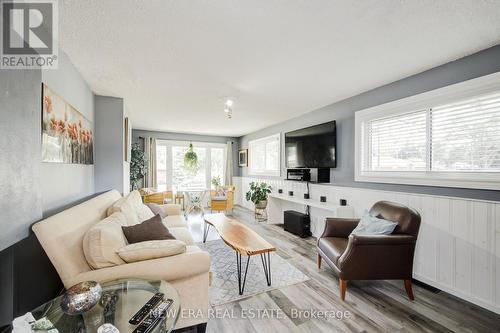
[
  {"xmin": 41, "ymin": 52, "xmax": 95, "ymax": 216},
  {"xmin": 234, "ymin": 176, "xmax": 500, "ymax": 315}
]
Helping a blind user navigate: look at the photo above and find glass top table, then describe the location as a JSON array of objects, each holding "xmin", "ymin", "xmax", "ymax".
[{"xmin": 30, "ymin": 279, "xmax": 180, "ymax": 333}]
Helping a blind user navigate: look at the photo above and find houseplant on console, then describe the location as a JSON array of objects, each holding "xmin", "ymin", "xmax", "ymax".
[{"xmin": 246, "ymin": 182, "xmax": 272, "ymax": 221}]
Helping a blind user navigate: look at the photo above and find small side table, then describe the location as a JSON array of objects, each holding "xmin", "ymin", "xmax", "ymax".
[
  {"xmin": 29, "ymin": 279, "xmax": 180, "ymax": 333},
  {"xmin": 175, "ymin": 193, "xmax": 185, "ymax": 210}
]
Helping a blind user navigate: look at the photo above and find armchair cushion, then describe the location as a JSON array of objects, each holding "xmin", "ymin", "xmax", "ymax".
[
  {"xmin": 117, "ymin": 240, "xmax": 186, "ymax": 263},
  {"xmin": 318, "ymin": 237, "xmax": 348, "ymax": 265},
  {"xmin": 351, "ymin": 211, "xmax": 397, "ymax": 235}
]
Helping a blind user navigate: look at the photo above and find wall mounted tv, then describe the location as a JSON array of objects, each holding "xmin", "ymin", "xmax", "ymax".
[{"xmin": 285, "ymin": 121, "xmax": 337, "ymax": 168}]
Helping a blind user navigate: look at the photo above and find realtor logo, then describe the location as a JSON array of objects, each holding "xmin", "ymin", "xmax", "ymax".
[{"xmin": 1, "ymin": 0, "xmax": 58, "ymax": 68}]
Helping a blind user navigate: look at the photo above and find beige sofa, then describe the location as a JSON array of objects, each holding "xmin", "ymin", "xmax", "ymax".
[{"xmin": 32, "ymin": 190, "xmax": 210, "ymax": 330}]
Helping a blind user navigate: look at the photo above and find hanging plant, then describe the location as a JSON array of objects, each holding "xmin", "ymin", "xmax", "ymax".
[{"xmin": 183, "ymin": 143, "xmax": 199, "ymax": 174}]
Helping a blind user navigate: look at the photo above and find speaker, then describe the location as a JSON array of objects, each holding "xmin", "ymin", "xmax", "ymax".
[{"xmin": 284, "ymin": 210, "xmax": 311, "ymax": 238}]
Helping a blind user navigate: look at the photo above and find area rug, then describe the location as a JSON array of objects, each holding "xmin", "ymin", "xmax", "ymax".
[{"xmin": 198, "ymin": 239, "xmax": 309, "ymax": 306}]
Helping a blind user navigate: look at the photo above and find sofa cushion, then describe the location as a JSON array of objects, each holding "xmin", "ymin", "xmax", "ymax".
[
  {"xmin": 122, "ymin": 214, "xmax": 176, "ymax": 244},
  {"xmin": 107, "ymin": 197, "xmax": 139, "ymax": 225},
  {"xmin": 318, "ymin": 237, "xmax": 348, "ymax": 266},
  {"xmin": 83, "ymin": 212, "xmax": 128, "ymax": 269},
  {"xmin": 163, "ymin": 215, "xmax": 188, "ymax": 228},
  {"xmin": 126, "ymin": 190, "xmax": 155, "ymax": 222},
  {"xmin": 146, "ymin": 203, "xmax": 167, "ymax": 218},
  {"xmin": 117, "ymin": 240, "xmax": 187, "ymax": 263},
  {"xmin": 169, "ymin": 227, "xmax": 194, "ymax": 245}
]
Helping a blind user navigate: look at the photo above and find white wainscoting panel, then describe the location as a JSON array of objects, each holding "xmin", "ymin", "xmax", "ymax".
[{"xmin": 233, "ymin": 176, "xmax": 500, "ymax": 314}]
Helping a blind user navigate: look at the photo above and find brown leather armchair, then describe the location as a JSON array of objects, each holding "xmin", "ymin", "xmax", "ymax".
[{"xmin": 317, "ymin": 201, "xmax": 421, "ymax": 301}]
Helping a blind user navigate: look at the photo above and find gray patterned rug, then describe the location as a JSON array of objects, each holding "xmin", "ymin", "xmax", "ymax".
[{"xmin": 198, "ymin": 239, "xmax": 309, "ymax": 306}]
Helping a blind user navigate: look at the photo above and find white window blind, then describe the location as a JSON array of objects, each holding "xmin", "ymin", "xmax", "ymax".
[
  {"xmin": 249, "ymin": 134, "xmax": 280, "ymax": 176},
  {"xmin": 431, "ymin": 92, "xmax": 500, "ymax": 172},
  {"xmin": 355, "ymin": 72, "xmax": 500, "ymax": 190},
  {"xmin": 367, "ymin": 110, "xmax": 427, "ymax": 171}
]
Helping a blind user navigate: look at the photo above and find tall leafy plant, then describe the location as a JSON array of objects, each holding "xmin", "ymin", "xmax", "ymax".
[
  {"xmin": 183, "ymin": 143, "xmax": 199, "ymax": 174},
  {"xmin": 245, "ymin": 182, "xmax": 272, "ymax": 204},
  {"xmin": 130, "ymin": 143, "xmax": 147, "ymax": 190}
]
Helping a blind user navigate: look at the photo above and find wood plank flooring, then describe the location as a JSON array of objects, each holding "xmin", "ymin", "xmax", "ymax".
[{"xmin": 181, "ymin": 207, "xmax": 500, "ymax": 333}]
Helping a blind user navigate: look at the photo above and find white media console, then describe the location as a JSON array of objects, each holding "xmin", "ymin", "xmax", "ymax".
[{"xmin": 267, "ymin": 192, "xmax": 354, "ymax": 226}]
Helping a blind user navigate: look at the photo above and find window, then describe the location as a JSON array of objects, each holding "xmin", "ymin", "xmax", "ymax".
[
  {"xmin": 156, "ymin": 141, "xmax": 226, "ymax": 191},
  {"xmin": 249, "ymin": 134, "xmax": 280, "ymax": 176},
  {"xmin": 355, "ymin": 72, "xmax": 500, "ymax": 190}
]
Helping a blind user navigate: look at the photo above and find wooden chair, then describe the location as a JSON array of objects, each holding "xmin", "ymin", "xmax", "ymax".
[
  {"xmin": 143, "ymin": 191, "xmax": 174, "ymax": 204},
  {"xmin": 210, "ymin": 185, "xmax": 235, "ymax": 214}
]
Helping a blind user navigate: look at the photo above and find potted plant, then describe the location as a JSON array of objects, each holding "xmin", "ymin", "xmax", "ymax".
[
  {"xmin": 130, "ymin": 143, "xmax": 147, "ymax": 190},
  {"xmin": 211, "ymin": 176, "xmax": 221, "ymax": 189},
  {"xmin": 245, "ymin": 181, "xmax": 272, "ymax": 210},
  {"xmin": 183, "ymin": 143, "xmax": 199, "ymax": 174}
]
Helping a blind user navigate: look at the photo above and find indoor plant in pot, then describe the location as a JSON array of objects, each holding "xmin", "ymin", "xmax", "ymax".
[
  {"xmin": 246, "ymin": 182, "xmax": 272, "ymax": 220},
  {"xmin": 130, "ymin": 143, "xmax": 147, "ymax": 191}
]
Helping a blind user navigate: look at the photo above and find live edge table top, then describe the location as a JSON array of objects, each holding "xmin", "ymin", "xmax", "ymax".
[{"xmin": 203, "ymin": 213, "xmax": 276, "ymax": 256}]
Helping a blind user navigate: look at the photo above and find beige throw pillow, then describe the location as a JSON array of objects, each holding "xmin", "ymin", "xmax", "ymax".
[
  {"xmin": 117, "ymin": 240, "xmax": 187, "ymax": 263},
  {"xmin": 125, "ymin": 190, "xmax": 155, "ymax": 222},
  {"xmin": 83, "ymin": 212, "xmax": 128, "ymax": 269},
  {"xmin": 107, "ymin": 197, "xmax": 139, "ymax": 225}
]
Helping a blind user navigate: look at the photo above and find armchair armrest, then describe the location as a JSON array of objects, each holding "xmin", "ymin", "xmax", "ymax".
[
  {"xmin": 320, "ymin": 218, "xmax": 360, "ymax": 239},
  {"xmin": 161, "ymin": 203, "xmax": 182, "ymax": 216},
  {"xmin": 337, "ymin": 234, "xmax": 417, "ymax": 279},
  {"xmin": 349, "ymin": 234, "xmax": 416, "ymax": 245}
]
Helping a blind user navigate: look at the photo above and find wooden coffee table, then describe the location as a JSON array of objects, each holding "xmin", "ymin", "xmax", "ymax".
[{"xmin": 203, "ymin": 213, "xmax": 276, "ymax": 295}]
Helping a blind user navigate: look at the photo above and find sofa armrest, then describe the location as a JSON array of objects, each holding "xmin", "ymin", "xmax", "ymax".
[
  {"xmin": 161, "ymin": 203, "xmax": 182, "ymax": 216},
  {"xmin": 319, "ymin": 218, "xmax": 360, "ymax": 239},
  {"xmin": 349, "ymin": 234, "xmax": 416, "ymax": 245},
  {"xmin": 68, "ymin": 245, "xmax": 210, "ymax": 287}
]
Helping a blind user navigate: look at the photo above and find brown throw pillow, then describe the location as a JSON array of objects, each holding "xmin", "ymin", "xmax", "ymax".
[
  {"xmin": 121, "ymin": 214, "xmax": 175, "ymax": 244},
  {"xmin": 145, "ymin": 203, "xmax": 167, "ymax": 218}
]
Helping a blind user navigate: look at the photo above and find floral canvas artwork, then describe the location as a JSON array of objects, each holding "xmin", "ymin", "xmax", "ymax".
[{"xmin": 42, "ymin": 84, "xmax": 94, "ymax": 164}]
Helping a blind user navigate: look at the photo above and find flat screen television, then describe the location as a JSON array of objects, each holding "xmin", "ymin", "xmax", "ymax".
[{"xmin": 285, "ymin": 121, "xmax": 336, "ymax": 168}]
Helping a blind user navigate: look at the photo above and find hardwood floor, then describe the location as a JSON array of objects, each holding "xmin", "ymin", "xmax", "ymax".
[{"xmin": 183, "ymin": 207, "xmax": 500, "ymax": 333}]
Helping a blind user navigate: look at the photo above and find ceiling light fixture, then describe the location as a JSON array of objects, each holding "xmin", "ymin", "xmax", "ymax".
[{"xmin": 224, "ymin": 99, "xmax": 234, "ymax": 119}]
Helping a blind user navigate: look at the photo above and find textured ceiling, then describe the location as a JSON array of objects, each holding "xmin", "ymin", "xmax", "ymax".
[{"xmin": 58, "ymin": 0, "xmax": 500, "ymax": 136}]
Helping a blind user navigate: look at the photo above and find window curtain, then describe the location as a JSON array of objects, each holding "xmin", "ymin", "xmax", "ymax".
[
  {"xmin": 224, "ymin": 141, "xmax": 233, "ymax": 185},
  {"xmin": 144, "ymin": 137, "xmax": 157, "ymax": 188}
]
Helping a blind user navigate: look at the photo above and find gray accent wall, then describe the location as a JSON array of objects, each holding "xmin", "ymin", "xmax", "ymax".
[
  {"xmin": 0, "ymin": 69, "xmax": 42, "ymax": 251},
  {"xmin": 132, "ymin": 129, "xmax": 240, "ymax": 178},
  {"xmin": 0, "ymin": 68, "xmax": 46, "ymax": 327},
  {"xmin": 40, "ymin": 52, "xmax": 95, "ymax": 217},
  {"xmin": 239, "ymin": 44, "xmax": 500, "ymax": 201}
]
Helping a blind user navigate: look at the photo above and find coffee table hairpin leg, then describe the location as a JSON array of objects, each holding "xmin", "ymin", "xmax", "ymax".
[
  {"xmin": 236, "ymin": 252, "xmax": 251, "ymax": 295},
  {"xmin": 203, "ymin": 222, "xmax": 211, "ymax": 243},
  {"xmin": 260, "ymin": 252, "xmax": 272, "ymax": 286}
]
